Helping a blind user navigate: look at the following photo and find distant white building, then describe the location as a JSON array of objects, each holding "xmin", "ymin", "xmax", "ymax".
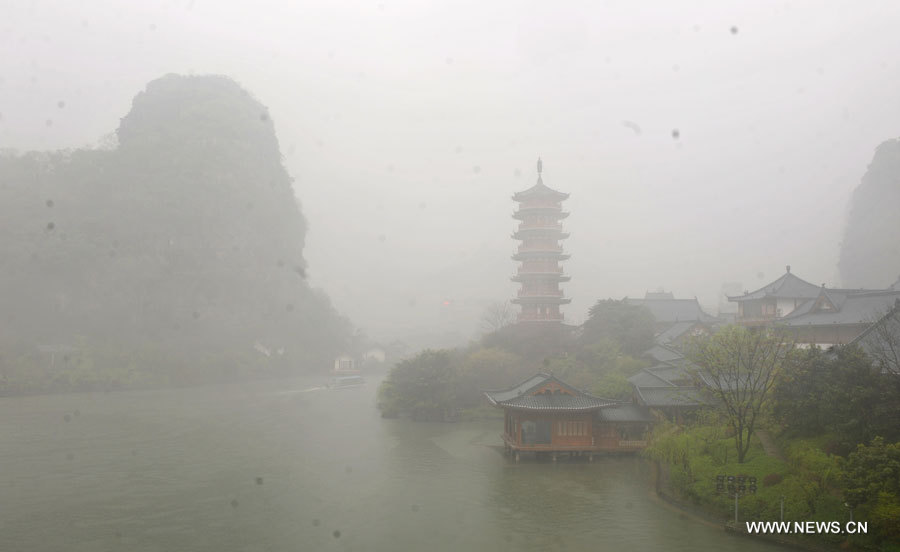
[{"xmin": 333, "ymin": 354, "xmax": 357, "ymax": 373}]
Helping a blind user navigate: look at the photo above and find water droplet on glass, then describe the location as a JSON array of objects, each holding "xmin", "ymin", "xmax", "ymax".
[
  {"xmin": 332, "ymin": 530, "xmax": 341, "ymax": 538},
  {"xmin": 671, "ymin": 129, "xmax": 680, "ymax": 140},
  {"xmin": 57, "ymin": 101, "xmax": 65, "ymax": 109},
  {"xmin": 255, "ymin": 476, "xmax": 264, "ymax": 485},
  {"xmin": 730, "ymin": 26, "xmax": 739, "ymax": 34},
  {"xmin": 64, "ymin": 414, "xmax": 71, "ymax": 422},
  {"xmin": 231, "ymin": 499, "xmax": 239, "ymax": 508},
  {"xmin": 286, "ymin": 303, "xmax": 294, "ymax": 312},
  {"xmin": 46, "ymin": 222, "xmax": 55, "ymax": 231},
  {"xmin": 312, "ymin": 518, "xmax": 320, "ymax": 526},
  {"xmin": 46, "ymin": 199, "xmax": 54, "ymax": 207},
  {"xmin": 411, "ymin": 504, "xmax": 420, "ymax": 512},
  {"xmin": 472, "ymin": 166, "xmax": 481, "ymax": 174}
]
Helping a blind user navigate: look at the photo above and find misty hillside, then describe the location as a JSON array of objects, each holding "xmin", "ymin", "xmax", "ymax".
[
  {"xmin": 839, "ymin": 138, "xmax": 900, "ymax": 288},
  {"xmin": 0, "ymin": 74, "xmax": 351, "ymax": 390}
]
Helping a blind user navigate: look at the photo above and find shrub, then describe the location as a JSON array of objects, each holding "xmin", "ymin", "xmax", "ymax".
[{"xmin": 763, "ymin": 473, "xmax": 783, "ymax": 487}]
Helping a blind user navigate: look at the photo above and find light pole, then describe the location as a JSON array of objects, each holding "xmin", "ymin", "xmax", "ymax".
[
  {"xmin": 844, "ymin": 502, "xmax": 853, "ymax": 523},
  {"xmin": 716, "ymin": 474, "xmax": 757, "ymax": 527}
]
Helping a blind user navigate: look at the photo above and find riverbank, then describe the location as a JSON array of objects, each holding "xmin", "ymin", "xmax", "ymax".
[{"xmin": 653, "ymin": 460, "xmax": 846, "ymax": 552}]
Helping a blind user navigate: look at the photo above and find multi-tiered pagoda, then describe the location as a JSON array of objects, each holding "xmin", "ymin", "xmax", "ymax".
[{"xmin": 511, "ymin": 159, "xmax": 571, "ymax": 323}]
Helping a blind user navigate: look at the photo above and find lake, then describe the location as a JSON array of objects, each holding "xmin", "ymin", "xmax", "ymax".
[{"xmin": 0, "ymin": 375, "xmax": 780, "ymax": 551}]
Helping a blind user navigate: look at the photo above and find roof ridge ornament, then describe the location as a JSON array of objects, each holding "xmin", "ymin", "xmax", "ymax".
[{"xmin": 536, "ymin": 157, "xmax": 543, "ymax": 185}]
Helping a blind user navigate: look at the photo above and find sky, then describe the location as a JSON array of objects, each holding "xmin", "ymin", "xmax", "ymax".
[{"xmin": 3, "ymin": 0, "xmax": 900, "ymax": 345}]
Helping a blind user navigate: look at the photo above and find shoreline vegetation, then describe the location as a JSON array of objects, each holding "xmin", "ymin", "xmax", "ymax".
[
  {"xmin": 644, "ymin": 343, "xmax": 900, "ymax": 551},
  {"xmin": 377, "ymin": 300, "xmax": 656, "ymax": 421},
  {"xmin": 379, "ymin": 313, "xmax": 900, "ymax": 550}
]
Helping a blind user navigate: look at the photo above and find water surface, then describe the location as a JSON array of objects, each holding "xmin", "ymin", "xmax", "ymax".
[{"xmin": 1, "ymin": 376, "xmax": 780, "ymax": 551}]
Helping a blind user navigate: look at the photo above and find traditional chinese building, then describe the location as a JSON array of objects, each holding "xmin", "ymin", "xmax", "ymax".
[
  {"xmin": 625, "ymin": 290, "xmax": 721, "ymax": 345},
  {"xmin": 485, "ymin": 373, "xmax": 654, "ymax": 462},
  {"xmin": 727, "ymin": 266, "xmax": 822, "ymax": 326},
  {"xmin": 728, "ymin": 266, "xmax": 900, "ymax": 347},
  {"xmin": 511, "ymin": 159, "xmax": 571, "ymax": 323}
]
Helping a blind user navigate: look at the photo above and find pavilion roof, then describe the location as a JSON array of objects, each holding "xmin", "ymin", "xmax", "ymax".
[
  {"xmin": 727, "ymin": 267, "xmax": 821, "ymax": 302},
  {"xmin": 484, "ymin": 372, "xmax": 616, "ymax": 412}
]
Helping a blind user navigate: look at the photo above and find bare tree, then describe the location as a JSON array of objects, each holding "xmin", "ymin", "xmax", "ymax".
[
  {"xmin": 479, "ymin": 301, "xmax": 515, "ymax": 335},
  {"xmin": 687, "ymin": 325, "xmax": 793, "ymax": 463},
  {"xmin": 858, "ymin": 301, "xmax": 900, "ymax": 375}
]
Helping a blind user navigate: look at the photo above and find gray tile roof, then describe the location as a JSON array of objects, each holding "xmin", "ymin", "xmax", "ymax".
[
  {"xmin": 628, "ymin": 370, "xmax": 675, "ymax": 387},
  {"xmin": 634, "ymin": 386, "xmax": 703, "ymax": 407},
  {"xmin": 728, "ymin": 269, "xmax": 821, "ymax": 302},
  {"xmin": 596, "ymin": 403, "xmax": 655, "ymax": 423},
  {"xmin": 494, "ymin": 392, "xmax": 618, "ymax": 411},
  {"xmin": 643, "ymin": 344, "xmax": 685, "ymax": 364},
  {"xmin": 780, "ymin": 290, "xmax": 900, "ymax": 327},
  {"xmin": 625, "ymin": 297, "xmax": 719, "ymax": 324},
  {"xmin": 656, "ymin": 321, "xmax": 699, "ymax": 345},
  {"xmin": 484, "ymin": 373, "xmax": 616, "ymax": 411},
  {"xmin": 628, "ymin": 362, "xmax": 695, "ymax": 388},
  {"xmin": 484, "ymin": 373, "xmax": 552, "ymax": 403}
]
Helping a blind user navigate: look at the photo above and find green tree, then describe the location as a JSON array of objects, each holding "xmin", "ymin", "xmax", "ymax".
[
  {"xmin": 688, "ymin": 325, "xmax": 792, "ymax": 463},
  {"xmin": 377, "ymin": 349, "xmax": 460, "ymax": 421},
  {"xmin": 456, "ymin": 347, "xmax": 526, "ymax": 407},
  {"xmin": 581, "ymin": 299, "xmax": 655, "ymax": 355},
  {"xmin": 773, "ymin": 345, "xmax": 900, "ymax": 445},
  {"xmin": 843, "ymin": 438, "xmax": 900, "ymax": 540}
]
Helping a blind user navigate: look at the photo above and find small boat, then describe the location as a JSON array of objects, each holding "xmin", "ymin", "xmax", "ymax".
[{"xmin": 328, "ymin": 375, "xmax": 365, "ymax": 389}]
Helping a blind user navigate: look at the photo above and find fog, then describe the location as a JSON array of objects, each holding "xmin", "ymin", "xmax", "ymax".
[{"xmin": 4, "ymin": 0, "xmax": 900, "ymax": 343}]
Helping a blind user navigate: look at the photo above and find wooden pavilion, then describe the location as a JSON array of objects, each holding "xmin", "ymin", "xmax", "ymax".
[{"xmin": 485, "ymin": 373, "xmax": 654, "ymax": 462}]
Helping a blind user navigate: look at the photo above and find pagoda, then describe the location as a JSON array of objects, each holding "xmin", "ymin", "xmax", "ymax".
[{"xmin": 511, "ymin": 159, "xmax": 571, "ymax": 323}]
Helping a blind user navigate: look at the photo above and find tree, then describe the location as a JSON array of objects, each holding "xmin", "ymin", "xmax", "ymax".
[
  {"xmin": 456, "ymin": 347, "xmax": 526, "ymax": 407},
  {"xmin": 687, "ymin": 325, "xmax": 792, "ymax": 463},
  {"xmin": 377, "ymin": 349, "xmax": 460, "ymax": 421},
  {"xmin": 479, "ymin": 301, "xmax": 516, "ymax": 335},
  {"xmin": 842, "ymin": 438, "xmax": 900, "ymax": 540},
  {"xmin": 581, "ymin": 299, "xmax": 655, "ymax": 355},
  {"xmin": 843, "ymin": 438, "xmax": 900, "ymax": 507},
  {"xmin": 773, "ymin": 344, "xmax": 900, "ymax": 445},
  {"xmin": 859, "ymin": 305, "xmax": 900, "ymax": 375}
]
